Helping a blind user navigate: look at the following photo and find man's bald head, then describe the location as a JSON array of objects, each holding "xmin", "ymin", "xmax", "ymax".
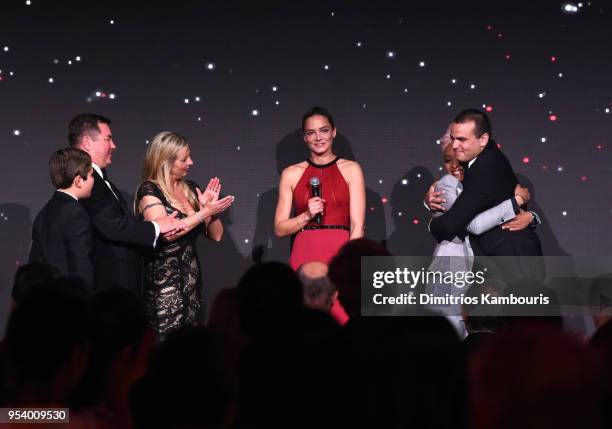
[
  {"xmin": 297, "ymin": 261, "xmax": 335, "ymax": 312},
  {"xmin": 297, "ymin": 261, "xmax": 328, "ymax": 280}
]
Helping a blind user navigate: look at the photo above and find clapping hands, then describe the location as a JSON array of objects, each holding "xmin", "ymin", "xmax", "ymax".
[{"xmin": 196, "ymin": 177, "xmax": 234, "ymax": 218}]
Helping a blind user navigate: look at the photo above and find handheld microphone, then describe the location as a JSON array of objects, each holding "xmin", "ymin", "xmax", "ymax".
[{"xmin": 309, "ymin": 176, "xmax": 321, "ymax": 224}]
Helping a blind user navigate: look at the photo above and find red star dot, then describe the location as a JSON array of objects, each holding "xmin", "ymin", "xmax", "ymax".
[
  {"xmin": 485, "ymin": 105, "xmax": 493, "ymax": 112},
  {"xmin": 381, "ymin": 197, "xmax": 388, "ymax": 204},
  {"xmin": 505, "ymin": 53, "xmax": 511, "ymax": 60},
  {"xmin": 522, "ymin": 157, "xmax": 530, "ymax": 164},
  {"xmin": 497, "ymin": 143, "xmax": 502, "ymax": 149},
  {"xmin": 486, "ymin": 24, "xmax": 493, "ymax": 30},
  {"xmin": 551, "ymin": 56, "xmax": 557, "ymax": 62},
  {"xmin": 369, "ymin": 206, "xmax": 375, "ymax": 212},
  {"xmin": 542, "ymin": 165, "xmax": 548, "ymax": 171},
  {"xmin": 412, "ymin": 219, "xmax": 420, "ymax": 225},
  {"xmin": 549, "ymin": 114, "xmax": 558, "ymax": 121},
  {"xmin": 596, "ymin": 144, "xmax": 603, "ymax": 150},
  {"xmin": 581, "ymin": 176, "xmax": 587, "ymax": 181}
]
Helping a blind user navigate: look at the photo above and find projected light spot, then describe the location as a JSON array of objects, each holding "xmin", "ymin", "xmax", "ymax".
[{"xmin": 206, "ymin": 62, "xmax": 216, "ymax": 71}]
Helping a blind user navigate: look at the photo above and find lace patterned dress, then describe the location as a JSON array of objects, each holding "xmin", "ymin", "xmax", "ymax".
[{"xmin": 136, "ymin": 180, "xmax": 203, "ymax": 338}]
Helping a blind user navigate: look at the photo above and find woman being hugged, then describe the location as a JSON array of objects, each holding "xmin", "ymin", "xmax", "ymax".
[
  {"xmin": 275, "ymin": 106, "xmax": 366, "ymax": 271},
  {"xmin": 136, "ymin": 131, "xmax": 234, "ymax": 338}
]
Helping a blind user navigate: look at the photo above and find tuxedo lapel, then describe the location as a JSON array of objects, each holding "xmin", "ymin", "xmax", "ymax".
[{"xmin": 94, "ymin": 169, "xmax": 129, "ymax": 214}]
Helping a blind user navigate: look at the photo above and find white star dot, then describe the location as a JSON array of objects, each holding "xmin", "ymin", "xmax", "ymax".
[
  {"xmin": 237, "ymin": 146, "xmax": 240, "ymax": 151},
  {"xmin": 67, "ymin": 60, "xmax": 72, "ymax": 65},
  {"xmin": 447, "ymin": 101, "xmax": 452, "ymax": 106},
  {"xmin": 386, "ymin": 74, "xmax": 391, "ymax": 79},
  {"xmin": 356, "ymin": 41, "xmax": 362, "ymax": 47},
  {"xmin": 403, "ymin": 88, "xmax": 408, "ymax": 93},
  {"xmin": 451, "ymin": 78, "xmax": 457, "ymax": 84},
  {"xmin": 324, "ymin": 65, "xmax": 330, "ymax": 70},
  {"xmin": 538, "ymin": 92, "xmax": 546, "ymax": 98},
  {"xmin": 541, "ymin": 137, "xmax": 547, "ymax": 143},
  {"xmin": 197, "ymin": 117, "xmax": 202, "ymax": 122},
  {"xmin": 12, "ymin": 129, "xmax": 21, "ymax": 136},
  {"xmin": 95, "ymin": 91, "xmax": 102, "ymax": 97},
  {"xmin": 470, "ymin": 84, "xmax": 476, "ymax": 90},
  {"xmin": 251, "ymin": 109, "xmax": 259, "ymax": 116},
  {"xmin": 417, "ymin": 173, "xmax": 422, "ymax": 178},
  {"xmin": 206, "ymin": 62, "xmax": 216, "ymax": 70},
  {"xmin": 418, "ymin": 61, "xmax": 426, "ymax": 67},
  {"xmin": 557, "ymin": 166, "xmax": 564, "ymax": 172},
  {"xmin": 562, "ymin": 211, "xmax": 567, "ymax": 216},
  {"xmin": 558, "ymin": 72, "xmax": 564, "ymax": 78},
  {"xmin": 184, "ymin": 98, "xmax": 190, "ymax": 104},
  {"xmin": 53, "ymin": 59, "xmax": 59, "ymax": 64},
  {"xmin": 109, "ymin": 19, "xmax": 115, "ymax": 24},
  {"xmin": 401, "ymin": 179, "xmax": 408, "ymax": 185},
  {"xmin": 271, "ymin": 86, "xmax": 278, "ymax": 92},
  {"xmin": 244, "ymin": 238, "xmax": 249, "ymax": 243},
  {"xmin": 362, "ymin": 104, "xmax": 367, "ymax": 109},
  {"xmin": 48, "ymin": 77, "xmax": 54, "ymax": 83},
  {"xmin": 3, "ymin": 46, "xmax": 9, "ymax": 52},
  {"xmin": 398, "ymin": 212, "xmax": 403, "ymax": 217},
  {"xmin": 275, "ymin": 100, "xmax": 280, "ymax": 106},
  {"xmin": 194, "ymin": 96, "xmax": 200, "ymax": 102},
  {"xmin": 109, "ymin": 93, "xmax": 116, "ymax": 99},
  {"xmin": 605, "ymin": 108, "xmax": 610, "ymax": 114},
  {"xmin": 378, "ymin": 179, "xmax": 383, "ymax": 184},
  {"xmin": 386, "ymin": 51, "xmax": 396, "ymax": 58},
  {"xmin": 75, "ymin": 56, "xmax": 81, "ymax": 61},
  {"xmin": 25, "ymin": 0, "xmax": 31, "ymax": 5}
]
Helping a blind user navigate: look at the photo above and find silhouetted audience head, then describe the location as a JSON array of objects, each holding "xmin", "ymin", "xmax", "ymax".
[
  {"xmin": 130, "ymin": 326, "xmax": 229, "ymax": 429},
  {"xmin": 589, "ymin": 273, "xmax": 612, "ymax": 329},
  {"xmin": 297, "ymin": 261, "xmax": 336, "ymax": 312},
  {"xmin": 462, "ymin": 278, "xmax": 506, "ymax": 334},
  {"xmin": 328, "ymin": 238, "xmax": 390, "ymax": 318},
  {"xmin": 70, "ymin": 288, "xmax": 152, "ymax": 410},
  {"xmin": 5, "ymin": 277, "xmax": 92, "ymax": 405},
  {"xmin": 471, "ymin": 325, "xmax": 603, "ymax": 429},
  {"xmin": 11, "ymin": 262, "xmax": 61, "ymax": 307},
  {"xmin": 237, "ymin": 262, "xmax": 303, "ymax": 338}
]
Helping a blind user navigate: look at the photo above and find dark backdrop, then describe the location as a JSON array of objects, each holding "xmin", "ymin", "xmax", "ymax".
[{"xmin": 1, "ymin": 0, "xmax": 610, "ymax": 331}]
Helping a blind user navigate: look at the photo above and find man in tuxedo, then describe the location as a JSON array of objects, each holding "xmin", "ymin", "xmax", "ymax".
[
  {"xmin": 29, "ymin": 148, "xmax": 95, "ymax": 289},
  {"xmin": 68, "ymin": 114, "xmax": 185, "ymax": 296},
  {"xmin": 428, "ymin": 109, "xmax": 543, "ymax": 279}
]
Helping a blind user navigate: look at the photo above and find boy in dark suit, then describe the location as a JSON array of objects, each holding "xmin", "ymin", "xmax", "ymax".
[{"xmin": 29, "ymin": 148, "xmax": 95, "ymax": 289}]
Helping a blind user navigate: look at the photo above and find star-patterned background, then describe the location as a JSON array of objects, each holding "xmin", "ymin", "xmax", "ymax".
[{"xmin": 1, "ymin": 0, "xmax": 610, "ymax": 326}]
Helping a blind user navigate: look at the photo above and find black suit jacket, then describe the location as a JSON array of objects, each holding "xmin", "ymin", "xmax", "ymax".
[
  {"xmin": 430, "ymin": 141, "xmax": 542, "ymax": 258},
  {"xmin": 80, "ymin": 169, "xmax": 155, "ymax": 295},
  {"xmin": 29, "ymin": 191, "xmax": 94, "ymax": 289}
]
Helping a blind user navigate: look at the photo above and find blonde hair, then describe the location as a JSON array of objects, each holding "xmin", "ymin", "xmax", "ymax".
[{"xmin": 140, "ymin": 131, "xmax": 198, "ymax": 212}]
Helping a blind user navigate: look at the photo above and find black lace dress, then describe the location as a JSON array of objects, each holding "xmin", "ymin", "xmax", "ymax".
[{"xmin": 136, "ymin": 180, "xmax": 203, "ymax": 338}]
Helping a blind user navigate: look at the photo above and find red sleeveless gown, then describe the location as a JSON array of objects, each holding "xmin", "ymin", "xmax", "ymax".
[
  {"xmin": 289, "ymin": 157, "xmax": 350, "ymax": 268},
  {"xmin": 289, "ymin": 157, "xmax": 350, "ymax": 324}
]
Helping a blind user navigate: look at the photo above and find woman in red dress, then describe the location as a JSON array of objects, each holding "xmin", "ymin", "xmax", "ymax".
[{"xmin": 274, "ymin": 107, "xmax": 365, "ymax": 321}]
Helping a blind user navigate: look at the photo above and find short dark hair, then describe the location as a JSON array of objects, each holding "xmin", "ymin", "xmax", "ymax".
[
  {"xmin": 68, "ymin": 113, "xmax": 111, "ymax": 148},
  {"xmin": 302, "ymin": 106, "xmax": 335, "ymax": 131},
  {"xmin": 49, "ymin": 148, "xmax": 92, "ymax": 189},
  {"xmin": 452, "ymin": 109, "xmax": 492, "ymax": 139}
]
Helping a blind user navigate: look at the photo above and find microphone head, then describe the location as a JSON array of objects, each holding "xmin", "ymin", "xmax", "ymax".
[{"xmin": 309, "ymin": 177, "xmax": 320, "ymax": 187}]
